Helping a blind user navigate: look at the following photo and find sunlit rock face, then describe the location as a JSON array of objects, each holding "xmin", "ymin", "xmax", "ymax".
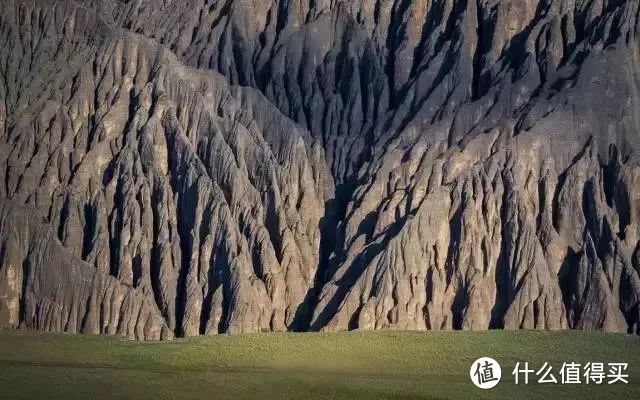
[{"xmin": 0, "ymin": 0, "xmax": 639, "ymax": 339}]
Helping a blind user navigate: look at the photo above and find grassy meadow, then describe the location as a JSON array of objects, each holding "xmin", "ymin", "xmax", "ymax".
[{"xmin": 0, "ymin": 329, "xmax": 638, "ymax": 400}]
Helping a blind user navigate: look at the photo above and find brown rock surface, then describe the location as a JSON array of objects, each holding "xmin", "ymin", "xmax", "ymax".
[{"xmin": 1, "ymin": 0, "xmax": 639, "ymax": 338}]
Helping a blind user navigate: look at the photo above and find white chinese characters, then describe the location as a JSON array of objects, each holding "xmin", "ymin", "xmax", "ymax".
[{"xmin": 512, "ymin": 362, "xmax": 629, "ymax": 385}]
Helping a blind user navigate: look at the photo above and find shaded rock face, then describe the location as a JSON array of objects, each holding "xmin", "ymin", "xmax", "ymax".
[
  {"xmin": 0, "ymin": 0, "xmax": 332, "ymax": 338},
  {"xmin": 0, "ymin": 0, "xmax": 639, "ymax": 339}
]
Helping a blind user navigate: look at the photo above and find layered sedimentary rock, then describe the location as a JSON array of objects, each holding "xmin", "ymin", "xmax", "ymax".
[{"xmin": 1, "ymin": 0, "xmax": 639, "ymax": 338}]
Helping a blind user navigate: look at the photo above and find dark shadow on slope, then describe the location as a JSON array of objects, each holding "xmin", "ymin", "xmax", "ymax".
[
  {"xmin": 558, "ymin": 248, "xmax": 580, "ymax": 329},
  {"xmin": 290, "ymin": 172, "xmax": 356, "ymax": 330},
  {"xmin": 309, "ymin": 209, "xmax": 413, "ymax": 331}
]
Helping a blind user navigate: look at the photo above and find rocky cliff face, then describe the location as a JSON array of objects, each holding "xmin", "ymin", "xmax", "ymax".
[{"xmin": 0, "ymin": 0, "xmax": 639, "ymax": 339}]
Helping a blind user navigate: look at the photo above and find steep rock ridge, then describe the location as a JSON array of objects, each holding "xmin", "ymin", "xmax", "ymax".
[
  {"xmin": 312, "ymin": 0, "xmax": 640, "ymax": 333},
  {"xmin": 313, "ymin": 133, "xmax": 640, "ymax": 333},
  {"xmin": 92, "ymin": 0, "xmax": 639, "ymax": 179},
  {"xmin": 0, "ymin": 0, "xmax": 640, "ymax": 339},
  {"xmin": 96, "ymin": 0, "xmax": 390, "ymax": 182},
  {"xmin": 0, "ymin": 0, "xmax": 332, "ymax": 338},
  {"xmin": 92, "ymin": 0, "xmax": 640, "ymax": 335},
  {"xmin": 0, "ymin": 202, "xmax": 173, "ymax": 340}
]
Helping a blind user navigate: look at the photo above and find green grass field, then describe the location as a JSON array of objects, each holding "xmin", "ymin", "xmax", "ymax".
[{"xmin": 0, "ymin": 330, "xmax": 638, "ymax": 400}]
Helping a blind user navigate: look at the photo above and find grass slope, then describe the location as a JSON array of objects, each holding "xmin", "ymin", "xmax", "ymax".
[{"xmin": 0, "ymin": 330, "xmax": 638, "ymax": 400}]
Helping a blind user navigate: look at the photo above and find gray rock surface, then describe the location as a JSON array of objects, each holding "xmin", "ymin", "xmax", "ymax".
[{"xmin": 1, "ymin": 0, "xmax": 639, "ymax": 338}]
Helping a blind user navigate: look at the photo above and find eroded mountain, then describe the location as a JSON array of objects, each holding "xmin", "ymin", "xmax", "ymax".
[{"xmin": 0, "ymin": 0, "xmax": 639, "ymax": 339}]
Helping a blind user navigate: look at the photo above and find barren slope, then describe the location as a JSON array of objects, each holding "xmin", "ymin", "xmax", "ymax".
[{"xmin": 1, "ymin": 0, "xmax": 640, "ymax": 338}]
